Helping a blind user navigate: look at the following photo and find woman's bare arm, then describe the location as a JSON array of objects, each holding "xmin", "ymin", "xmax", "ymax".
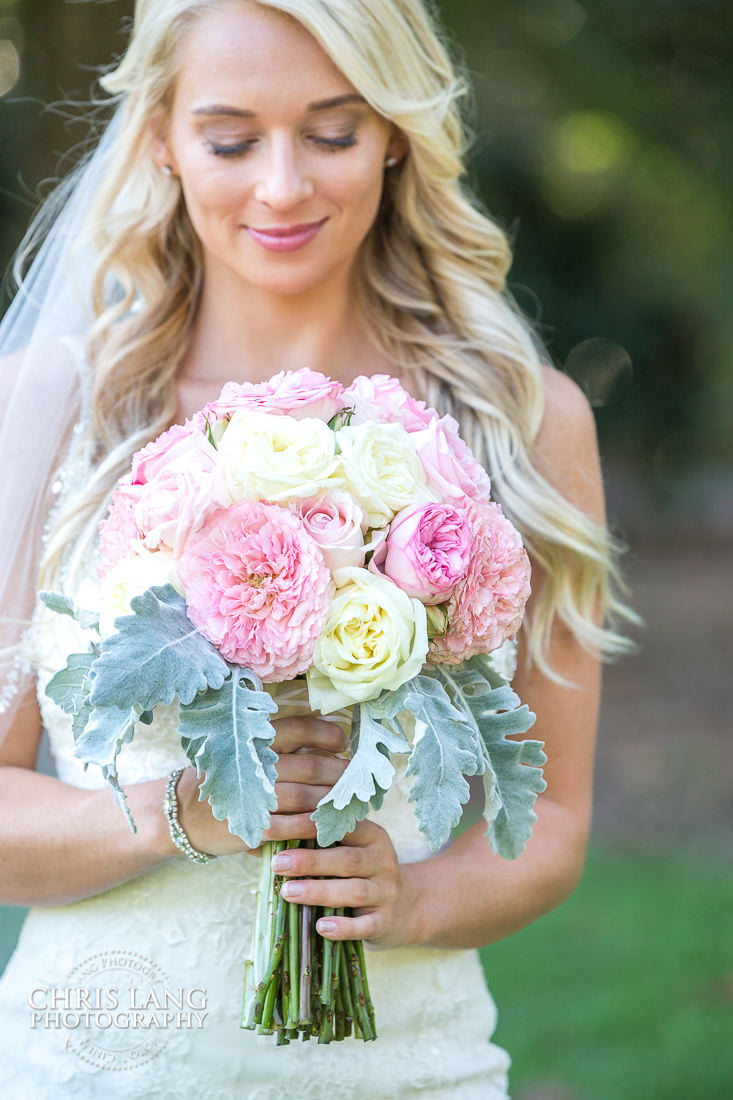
[
  {"xmin": 0, "ymin": 691, "xmax": 348, "ymax": 908},
  {"xmin": 0, "ymin": 692, "xmax": 181, "ymax": 906}
]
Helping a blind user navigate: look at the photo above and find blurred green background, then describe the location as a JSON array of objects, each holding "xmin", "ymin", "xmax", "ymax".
[{"xmin": 1, "ymin": 2, "xmax": 731, "ymax": 1097}]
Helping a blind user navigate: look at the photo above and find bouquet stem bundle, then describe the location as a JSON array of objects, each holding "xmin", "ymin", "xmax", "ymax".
[{"xmin": 242, "ymin": 840, "xmax": 376, "ymax": 1044}]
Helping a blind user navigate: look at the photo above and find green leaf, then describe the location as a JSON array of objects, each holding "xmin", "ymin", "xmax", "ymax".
[
  {"xmin": 40, "ymin": 590, "xmax": 100, "ymax": 633},
  {"xmin": 433, "ymin": 654, "xmax": 546, "ymax": 859},
  {"xmin": 312, "ymin": 703, "xmax": 408, "ymax": 846},
  {"xmin": 89, "ymin": 584, "xmax": 228, "ymax": 712},
  {"xmin": 45, "ymin": 651, "xmax": 94, "ymax": 715},
  {"xmin": 481, "ymin": 737, "xmax": 547, "ymax": 860},
  {"xmin": 178, "ymin": 665, "xmax": 279, "ymax": 849},
  {"xmin": 74, "ymin": 705, "xmax": 141, "ymax": 833},
  {"xmin": 388, "ymin": 675, "xmax": 482, "ymax": 851}
]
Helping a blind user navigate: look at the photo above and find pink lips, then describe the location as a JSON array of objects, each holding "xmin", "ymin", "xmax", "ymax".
[{"xmin": 245, "ymin": 217, "xmax": 328, "ymax": 252}]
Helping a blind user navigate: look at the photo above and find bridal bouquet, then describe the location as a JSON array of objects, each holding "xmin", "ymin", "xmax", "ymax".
[{"xmin": 42, "ymin": 368, "xmax": 546, "ymax": 1044}]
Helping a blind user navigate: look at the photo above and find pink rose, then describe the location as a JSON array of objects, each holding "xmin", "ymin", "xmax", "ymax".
[
  {"xmin": 98, "ymin": 478, "xmax": 145, "ymax": 577},
  {"xmin": 293, "ymin": 491, "xmax": 367, "ymax": 571},
  {"xmin": 429, "ymin": 499, "xmax": 531, "ymax": 663},
  {"xmin": 412, "ymin": 416, "xmax": 492, "ymax": 504},
  {"xmin": 135, "ymin": 461, "xmax": 218, "ymax": 558},
  {"xmin": 201, "ymin": 368, "xmax": 345, "ymax": 425},
  {"xmin": 131, "ymin": 423, "xmax": 217, "ymax": 485},
  {"xmin": 343, "ymin": 374, "xmax": 436, "ymax": 432},
  {"xmin": 177, "ymin": 500, "xmax": 332, "ymax": 681},
  {"xmin": 383, "ymin": 503, "xmax": 471, "ymax": 604}
]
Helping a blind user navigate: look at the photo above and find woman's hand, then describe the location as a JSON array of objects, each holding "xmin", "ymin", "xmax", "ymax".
[
  {"xmin": 173, "ymin": 715, "xmax": 349, "ymax": 857},
  {"xmin": 272, "ymin": 819, "xmax": 420, "ymax": 950}
]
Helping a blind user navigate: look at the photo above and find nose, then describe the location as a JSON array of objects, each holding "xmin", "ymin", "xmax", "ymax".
[{"xmin": 253, "ymin": 135, "xmax": 314, "ymax": 209}]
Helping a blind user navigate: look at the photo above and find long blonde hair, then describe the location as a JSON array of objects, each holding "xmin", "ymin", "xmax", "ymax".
[{"xmin": 40, "ymin": 0, "xmax": 636, "ymax": 678}]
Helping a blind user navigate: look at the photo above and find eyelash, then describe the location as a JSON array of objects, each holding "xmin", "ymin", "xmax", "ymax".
[{"xmin": 207, "ymin": 134, "xmax": 359, "ymax": 158}]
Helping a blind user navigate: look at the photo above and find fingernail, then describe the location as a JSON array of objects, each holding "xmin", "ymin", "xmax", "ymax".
[
  {"xmin": 317, "ymin": 919, "xmax": 336, "ymax": 933},
  {"xmin": 271, "ymin": 854, "xmax": 294, "ymax": 872},
  {"xmin": 281, "ymin": 881, "xmax": 303, "ymax": 898}
]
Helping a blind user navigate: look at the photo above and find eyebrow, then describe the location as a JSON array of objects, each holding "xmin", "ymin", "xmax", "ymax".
[{"xmin": 191, "ymin": 94, "xmax": 367, "ymax": 118}]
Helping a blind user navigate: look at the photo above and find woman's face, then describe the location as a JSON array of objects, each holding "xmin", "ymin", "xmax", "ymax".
[{"xmin": 152, "ymin": 2, "xmax": 403, "ymax": 300}]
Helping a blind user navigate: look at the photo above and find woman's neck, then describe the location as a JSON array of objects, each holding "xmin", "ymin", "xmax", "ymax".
[{"xmin": 178, "ymin": 264, "xmax": 392, "ymax": 392}]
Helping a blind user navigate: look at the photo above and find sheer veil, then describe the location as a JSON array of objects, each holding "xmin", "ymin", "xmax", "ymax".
[{"xmin": 0, "ymin": 107, "xmax": 123, "ymax": 747}]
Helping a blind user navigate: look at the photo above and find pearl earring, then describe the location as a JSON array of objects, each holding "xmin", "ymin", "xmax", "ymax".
[
  {"xmin": 161, "ymin": 165, "xmax": 174, "ymax": 177},
  {"xmin": 385, "ymin": 156, "xmax": 399, "ymax": 168}
]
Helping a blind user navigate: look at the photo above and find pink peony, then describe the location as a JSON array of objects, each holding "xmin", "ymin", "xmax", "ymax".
[
  {"xmin": 201, "ymin": 368, "xmax": 345, "ymax": 425},
  {"xmin": 343, "ymin": 374, "xmax": 436, "ymax": 433},
  {"xmin": 135, "ymin": 461, "xmax": 218, "ymax": 558},
  {"xmin": 98, "ymin": 478, "xmax": 145, "ymax": 577},
  {"xmin": 131, "ymin": 422, "xmax": 217, "ymax": 486},
  {"xmin": 177, "ymin": 500, "xmax": 333, "ymax": 681},
  {"xmin": 293, "ymin": 491, "xmax": 367, "ymax": 571},
  {"xmin": 429, "ymin": 499, "xmax": 531, "ymax": 663},
  {"xmin": 412, "ymin": 416, "xmax": 492, "ymax": 504},
  {"xmin": 383, "ymin": 502, "xmax": 471, "ymax": 604}
]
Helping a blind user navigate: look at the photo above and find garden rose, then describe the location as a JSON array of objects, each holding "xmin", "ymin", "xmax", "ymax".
[
  {"xmin": 177, "ymin": 500, "xmax": 332, "ymax": 681},
  {"xmin": 217, "ymin": 411, "xmax": 341, "ymax": 504},
  {"xmin": 429, "ymin": 499, "xmax": 531, "ymax": 663},
  {"xmin": 412, "ymin": 416, "xmax": 492, "ymax": 503},
  {"xmin": 98, "ymin": 547, "xmax": 180, "ymax": 637},
  {"xmin": 383, "ymin": 502, "xmax": 471, "ymax": 604},
  {"xmin": 136, "ymin": 461, "xmax": 218, "ymax": 558},
  {"xmin": 336, "ymin": 422, "xmax": 435, "ymax": 528},
  {"xmin": 130, "ymin": 422, "xmax": 217, "ymax": 486},
  {"xmin": 293, "ymin": 490, "xmax": 367, "ymax": 571},
  {"xmin": 98, "ymin": 478, "xmax": 145, "ymax": 578},
  {"xmin": 201, "ymin": 368, "xmax": 345, "ymax": 425},
  {"xmin": 343, "ymin": 374, "xmax": 436, "ymax": 432},
  {"xmin": 307, "ymin": 567, "xmax": 428, "ymax": 712}
]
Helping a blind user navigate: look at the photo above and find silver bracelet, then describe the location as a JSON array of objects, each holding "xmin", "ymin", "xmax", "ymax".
[{"xmin": 163, "ymin": 768, "xmax": 217, "ymax": 865}]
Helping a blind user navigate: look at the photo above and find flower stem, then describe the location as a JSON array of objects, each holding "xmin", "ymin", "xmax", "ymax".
[
  {"xmin": 242, "ymin": 838, "xmax": 378, "ymax": 1043},
  {"xmin": 298, "ymin": 903, "xmax": 313, "ymax": 1029},
  {"xmin": 320, "ymin": 907, "xmax": 335, "ymax": 1006}
]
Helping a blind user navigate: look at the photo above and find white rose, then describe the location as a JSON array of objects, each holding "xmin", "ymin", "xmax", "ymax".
[
  {"xmin": 306, "ymin": 566, "xmax": 428, "ymax": 713},
  {"xmin": 336, "ymin": 422, "xmax": 436, "ymax": 529},
  {"xmin": 99, "ymin": 546, "xmax": 181, "ymax": 637},
  {"xmin": 217, "ymin": 410, "xmax": 341, "ymax": 503}
]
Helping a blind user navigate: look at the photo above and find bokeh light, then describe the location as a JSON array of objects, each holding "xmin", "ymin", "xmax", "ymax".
[
  {"xmin": 484, "ymin": 49, "xmax": 548, "ymax": 109},
  {"xmin": 551, "ymin": 110, "xmax": 635, "ymax": 176},
  {"xmin": 518, "ymin": 0, "xmax": 587, "ymax": 47},
  {"xmin": 541, "ymin": 110, "xmax": 635, "ymax": 218},
  {"xmin": 564, "ymin": 339, "xmax": 633, "ymax": 408},
  {"xmin": 0, "ymin": 37, "xmax": 20, "ymax": 97}
]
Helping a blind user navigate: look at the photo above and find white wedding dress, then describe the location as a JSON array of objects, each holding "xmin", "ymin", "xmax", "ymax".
[{"xmin": 0, "ymin": 356, "xmax": 513, "ymax": 1096}]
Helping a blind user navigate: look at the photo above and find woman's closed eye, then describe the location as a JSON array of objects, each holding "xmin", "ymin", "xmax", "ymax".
[{"xmin": 206, "ymin": 131, "xmax": 359, "ymax": 158}]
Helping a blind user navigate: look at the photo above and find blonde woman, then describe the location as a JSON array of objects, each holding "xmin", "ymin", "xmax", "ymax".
[{"xmin": 0, "ymin": 1, "xmax": 633, "ymax": 1095}]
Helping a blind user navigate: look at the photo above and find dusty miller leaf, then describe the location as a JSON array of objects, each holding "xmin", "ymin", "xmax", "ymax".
[
  {"xmin": 89, "ymin": 584, "xmax": 228, "ymax": 712},
  {"xmin": 40, "ymin": 590, "xmax": 100, "ymax": 633},
  {"xmin": 312, "ymin": 703, "xmax": 408, "ymax": 846},
  {"xmin": 380, "ymin": 674, "xmax": 482, "ymax": 851},
  {"xmin": 74, "ymin": 704, "xmax": 141, "ymax": 833},
  {"xmin": 178, "ymin": 665, "xmax": 279, "ymax": 849},
  {"xmin": 433, "ymin": 654, "xmax": 546, "ymax": 859},
  {"xmin": 45, "ymin": 651, "xmax": 94, "ymax": 715}
]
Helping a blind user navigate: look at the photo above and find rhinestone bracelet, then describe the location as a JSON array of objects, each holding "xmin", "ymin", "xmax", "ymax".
[{"xmin": 163, "ymin": 768, "xmax": 217, "ymax": 865}]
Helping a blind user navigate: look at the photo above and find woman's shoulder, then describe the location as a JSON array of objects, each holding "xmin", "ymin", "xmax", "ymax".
[{"xmin": 534, "ymin": 365, "xmax": 604, "ymax": 522}]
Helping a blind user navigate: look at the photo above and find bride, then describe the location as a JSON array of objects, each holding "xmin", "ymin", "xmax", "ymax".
[{"xmin": 0, "ymin": 0, "xmax": 633, "ymax": 1096}]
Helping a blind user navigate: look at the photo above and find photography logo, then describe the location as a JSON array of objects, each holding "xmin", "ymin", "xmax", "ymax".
[{"xmin": 27, "ymin": 950, "xmax": 208, "ymax": 1071}]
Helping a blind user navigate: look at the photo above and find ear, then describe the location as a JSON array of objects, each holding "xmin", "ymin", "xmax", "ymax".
[
  {"xmin": 148, "ymin": 114, "xmax": 176, "ymax": 173},
  {"xmin": 386, "ymin": 125, "xmax": 409, "ymax": 167}
]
